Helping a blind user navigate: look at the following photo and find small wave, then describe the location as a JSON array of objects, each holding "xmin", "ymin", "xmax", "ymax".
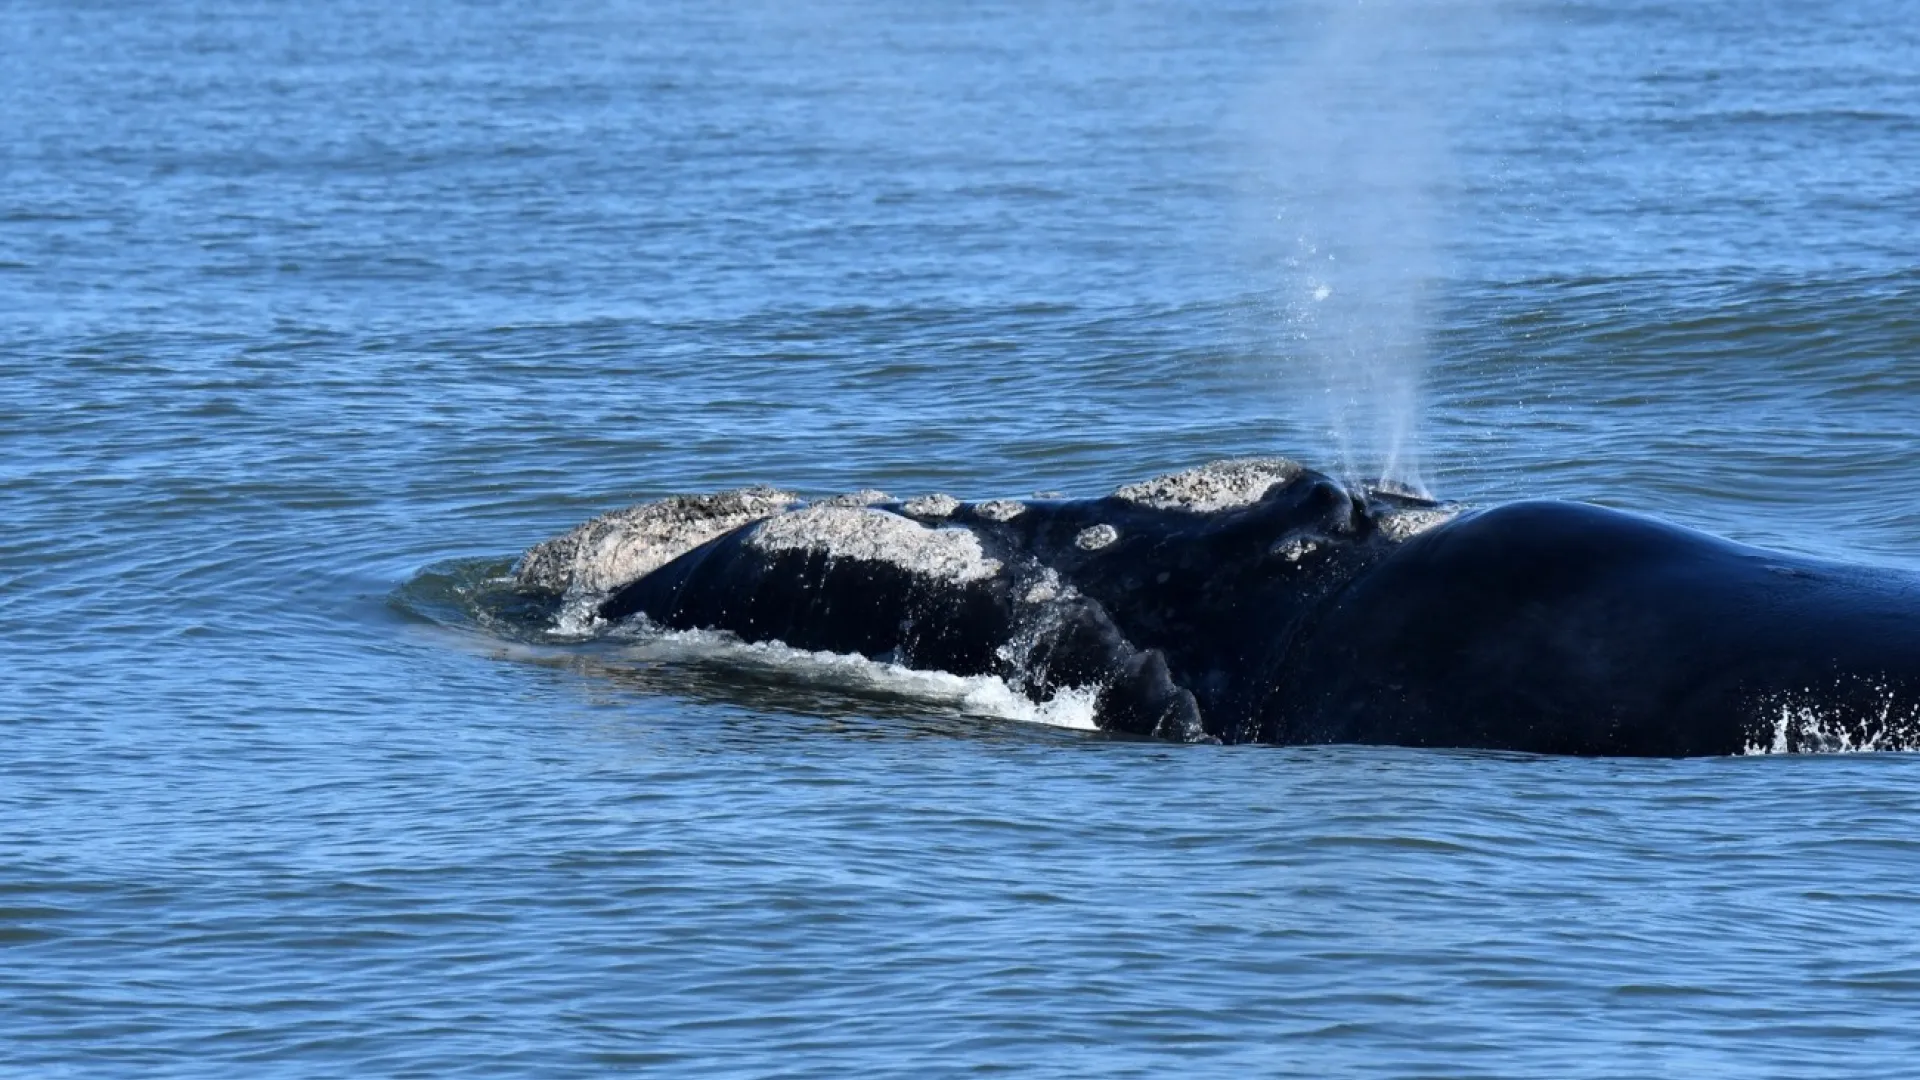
[
  {"xmin": 600, "ymin": 623, "xmax": 1100, "ymax": 732},
  {"xmin": 391, "ymin": 557, "xmax": 1099, "ymax": 732}
]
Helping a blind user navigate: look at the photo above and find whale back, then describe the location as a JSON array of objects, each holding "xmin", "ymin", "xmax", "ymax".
[{"xmin": 1275, "ymin": 500, "xmax": 1920, "ymax": 755}]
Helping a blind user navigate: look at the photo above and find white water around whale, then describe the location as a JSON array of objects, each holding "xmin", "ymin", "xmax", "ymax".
[
  {"xmin": 435, "ymin": 591, "xmax": 1106, "ymax": 734},
  {"xmin": 447, "ymin": 555, "xmax": 1106, "ymax": 733},
  {"xmin": 1744, "ymin": 678, "xmax": 1920, "ymax": 755},
  {"xmin": 604, "ymin": 626, "xmax": 1103, "ymax": 733}
]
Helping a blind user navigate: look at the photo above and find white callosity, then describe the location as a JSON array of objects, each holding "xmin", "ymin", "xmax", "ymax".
[
  {"xmin": 514, "ymin": 486, "xmax": 800, "ymax": 598},
  {"xmin": 903, "ymin": 493, "xmax": 961, "ymax": 518},
  {"xmin": 816, "ymin": 489, "xmax": 892, "ymax": 508},
  {"xmin": 974, "ymin": 499, "xmax": 1026, "ymax": 522},
  {"xmin": 1114, "ymin": 457, "xmax": 1305, "ymax": 513},
  {"xmin": 748, "ymin": 506, "xmax": 1003, "ymax": 583},
  {"xmin": 1272, "ymin": 536, "xmax": 1320, "ymax": 562},
  {"xmin": 1074, "ymin": 523, "xmax": 1118, "ymax": 551},
  {"xmin": 1374, "ymin": 505, "xmax": 1459, "ymax": 542},
  {"xmin": 1021, "ymin": 567, "xmax": 1069, "ymax": 604}
]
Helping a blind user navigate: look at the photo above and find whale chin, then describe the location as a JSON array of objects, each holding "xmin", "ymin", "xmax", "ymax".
[{"xmin": 506, "ymin": 459, "xmax": 1920, "ymax": 757}]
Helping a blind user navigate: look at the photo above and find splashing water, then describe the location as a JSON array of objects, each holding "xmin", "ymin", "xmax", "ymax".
[{"xmin": 1743, "ymin": 677, "xmax": 1920, "ymax": 755}]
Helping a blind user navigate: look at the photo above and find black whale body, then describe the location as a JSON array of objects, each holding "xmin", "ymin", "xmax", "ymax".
[
  {"xmin": 1281, "ymin": 499, "xmax": 1920, "ymax": 755},
  {"xmin": 518, "ymin": 460, "xmax": 1920, "ymax": 756}
]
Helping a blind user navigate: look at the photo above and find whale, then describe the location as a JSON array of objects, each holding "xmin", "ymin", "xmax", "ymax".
[{"xmin": 509, "ymin": 459, "xmax": 1920, "ymax": 756}]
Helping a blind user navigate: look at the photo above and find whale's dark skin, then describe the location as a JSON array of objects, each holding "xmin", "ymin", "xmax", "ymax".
[
  {"xmin": 565, "ymin": 462, "xmax": 1920, "ymax": 756},
  {"xmin": 597, "ymin": 468, "xmax": 1391, "ymax": 742},
  {"xmin": 596, "ymin": 509, "xmax": 1211, "ymax": 740},
  {"xmin": 1276, "ymin": 500, "xmax": 1920, "ymax": 755}
]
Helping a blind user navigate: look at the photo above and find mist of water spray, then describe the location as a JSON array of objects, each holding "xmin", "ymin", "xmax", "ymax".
[{"xmin": 1244, "ymin": 0, "xmax": 1480, "ymax": 491}]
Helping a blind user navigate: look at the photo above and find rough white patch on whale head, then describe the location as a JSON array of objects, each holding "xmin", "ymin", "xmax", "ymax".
[
  {"xmin": 515, "ymin": 486, "xmax": 799, "ymax": 598},
  {"xmin": 1374, "ymin": 505, "xmax": 1459, "ymax": 542},
  {"xmin": 1272, "ymin": 536, "xmax": 1320, "ymax": 562},
  {"xmin": 904, "ymin": 493, "xmax": 961, "ymax": 518},
  {"xmin": 748, "ymin": 505, "xmax": 1002, "ymax": 583},
  {"xmin": 816, "ymin": 489, "xmax": 892, "ymax": 508},
  {"xmin": 1075, "ymin": 523, "xmax": 1119, "ymax": 551},
  {"xmin": 1114, "ymin": 457, "xmax": 1306, "ymax": 513},
  {"xmin": 1021, "ymin": 567, "xmax": 1070, "ymax": 604},
  {"xmin": 975, "ymin": 499, "xmax": 1026, "ymax": 522}
]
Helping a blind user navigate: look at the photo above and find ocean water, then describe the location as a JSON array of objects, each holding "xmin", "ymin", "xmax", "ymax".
[{"xmin": 6, "ymin": 0, "xmax": 1920, "ymax": 1075}]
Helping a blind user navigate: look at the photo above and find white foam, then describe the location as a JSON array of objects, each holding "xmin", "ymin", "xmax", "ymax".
[
  {"xmin": 1741, "ymin": 678, "xmax": 1920, "ymax": 755},
  {"xmin": 551, "ymin": 595, "xmax": 609, "ymax": 639},
  {"xmin": 605, "ymin": 623, "xmax": 1099, "ymax": 731}
]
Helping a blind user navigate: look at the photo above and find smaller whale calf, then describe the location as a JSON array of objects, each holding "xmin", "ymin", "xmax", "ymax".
[{"xmin": 511, "ymin": 459, "xmax": 1920, "ymax": 756}]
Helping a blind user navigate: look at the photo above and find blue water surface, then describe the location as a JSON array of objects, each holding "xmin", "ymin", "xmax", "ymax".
[{"xmin": 5, "ymin": 0, "xmax": 1920, "ymax": 1075}]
